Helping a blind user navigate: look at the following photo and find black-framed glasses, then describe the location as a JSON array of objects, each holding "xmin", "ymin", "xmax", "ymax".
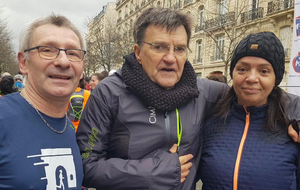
[
  {"xmin": 141, "ymin": 41, "xmax": 190, "ymax": 55},
  {"xmin": 24, "ymin": 46, "xmax": 86, "ymax": 62}
]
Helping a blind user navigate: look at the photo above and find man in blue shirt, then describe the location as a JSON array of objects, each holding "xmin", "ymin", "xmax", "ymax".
[{"xmin": 0, "ymin": 14, "xmax": 86, "ymax": 189}]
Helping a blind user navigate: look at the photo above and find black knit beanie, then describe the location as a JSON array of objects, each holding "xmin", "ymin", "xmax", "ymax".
[{"xmin": 230, "ymin": 32, "xmax": 285, "ymax": 85}]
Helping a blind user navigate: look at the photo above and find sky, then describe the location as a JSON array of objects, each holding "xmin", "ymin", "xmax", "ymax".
[{"xmin": 1, "ymin": 0, "xmax": 115, "ymax": 53}]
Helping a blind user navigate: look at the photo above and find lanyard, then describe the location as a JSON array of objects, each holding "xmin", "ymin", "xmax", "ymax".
[{"xmin": 176, "ymin": 108, "xmax": 182, "ymax": 152}]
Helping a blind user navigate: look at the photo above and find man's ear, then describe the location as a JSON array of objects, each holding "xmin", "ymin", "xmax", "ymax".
[
  {"xmin": 134, "ymin": 44, "xmax": 142, "ymax": 64},
  {"xmin": 18, "ymin": 52, "xmax": 28, "ymax": 75}
]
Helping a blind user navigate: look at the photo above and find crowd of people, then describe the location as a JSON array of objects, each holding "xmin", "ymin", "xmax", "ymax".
[{"xmin": 1, "ymin": 7, "xmax": 300, "ymax": 190}]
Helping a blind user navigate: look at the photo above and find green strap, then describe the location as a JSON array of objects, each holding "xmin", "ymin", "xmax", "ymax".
[{"xmin": 176, "ymin": 108, "xmax": 182, "ymax": 150}]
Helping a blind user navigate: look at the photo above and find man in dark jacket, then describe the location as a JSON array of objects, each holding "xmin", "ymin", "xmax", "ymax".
[{"xmin": 76, "ymin": 7, "xmax": 227, "ymax": 190}]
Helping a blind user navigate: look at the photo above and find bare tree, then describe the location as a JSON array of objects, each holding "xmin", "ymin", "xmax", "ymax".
[
  {"xmin": 85, "ymin": 16, "xmax": 134, "ymax": 76},
  {"xmin": 0, "ymin": 7, "xmax": 18, "ymax": 75},
  {"xmin": 192, "ymin": 0, "xmax": 265, "ymax": 77}
]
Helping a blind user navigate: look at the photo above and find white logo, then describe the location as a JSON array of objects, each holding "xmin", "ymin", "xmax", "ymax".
[
  {"xmin": 27, "ymin": 148, "xmax": 77, "ymax": 190},
  {"xmin": 149, "ymin": 106, "xmax": 156, "ymax": 124}
]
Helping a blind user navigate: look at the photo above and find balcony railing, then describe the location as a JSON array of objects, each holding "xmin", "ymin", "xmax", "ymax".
[
  {"xmin": 241, "ymin": 7, "xmax": 264, "ymax": 23},
  {"xmin": 205, "ymin": 12, "xmax": 235, "ymax": 30},
  {"xmin": 267, "ymin": 0, "xmax": 294, "ymax": 14}
]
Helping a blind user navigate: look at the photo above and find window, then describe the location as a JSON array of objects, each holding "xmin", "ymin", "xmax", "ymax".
[
  {"xmin": 125, "ymin": 5, "xmax": 128, "ymax": 17},
  {"xmin": 280, "ymin": 26, "xmax": 291, "ymax": 57},
  {"xmin": 168, "ymin": 0, "xmax": 172, "ymax": 8},
  {"xmin": 249, "ymin": 0, "xmax": 259, "ymax": 10},
  {"xmin": 196, "ymin": 40, "xmax": 202, "ymax": 63},
  {"xmin": 215, "ymin": 35, "xmax": 224, "ymax": 60},
  {"xmin": 219, "ymin": 0, "xmax": 228, "ymax": 15},
  {"xmin": 118, "ymin": 10, "xmax": 122, "ymax": 19},
  {"xmin": 178, "ymin": 0, "xmax": 182, "ymax": 8},
  {"xmin": 199, "ymin": 6, "xmax": 204, "ymax": 29},
  {"xmin": 130, "ymin": 1, "xmax": 134, "ymax": 13}
]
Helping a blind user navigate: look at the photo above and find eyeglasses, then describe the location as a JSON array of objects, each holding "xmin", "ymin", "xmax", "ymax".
[
  {"xmin": 24, "ymin": 46, "xmax": 86, "ymax": 62},
  {"xmin": 141, "ymin": 41, "xmax": 190, "ymax": 56}
]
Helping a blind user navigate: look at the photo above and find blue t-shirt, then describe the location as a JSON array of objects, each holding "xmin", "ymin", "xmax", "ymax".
[{"xmin": 0, "ymin": 93, "xmax": 83, "ymax": 190}]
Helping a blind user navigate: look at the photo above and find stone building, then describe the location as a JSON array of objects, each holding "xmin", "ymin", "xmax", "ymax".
[{"xmin": 88, "ymin": 0, "xmax": 294, "ymax": 88}]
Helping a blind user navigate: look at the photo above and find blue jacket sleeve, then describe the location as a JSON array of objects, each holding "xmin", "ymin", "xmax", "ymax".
[
  {"xmin": 297, "ymin": 144, "xmax": 300, "ymax": 190},
  {"xmin": 76, "ymin": 81, "xmax": 181, "ymax": 190}
]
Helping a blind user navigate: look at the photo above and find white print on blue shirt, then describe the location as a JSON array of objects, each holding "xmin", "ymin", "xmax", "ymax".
[{"xmin": 27, "ymin": 148, "xmax": 77, "ymax": 190}]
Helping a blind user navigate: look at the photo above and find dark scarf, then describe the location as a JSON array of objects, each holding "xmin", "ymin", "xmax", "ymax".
[{"xmin": 121, "ymin": 53, "xmax": 199, "ymax": 111}]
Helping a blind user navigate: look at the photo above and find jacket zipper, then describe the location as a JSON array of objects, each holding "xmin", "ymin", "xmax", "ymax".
[
  {"xmin": 233, "ymin": 107, "xmax": 250, "ymax": 190},
  {"xmin": 164, "ymin": 111, "xmax": 171, "ymax": 151}
]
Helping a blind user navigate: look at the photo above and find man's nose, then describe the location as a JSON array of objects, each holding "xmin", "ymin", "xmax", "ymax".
[
  {"xmin": 54, "ymin": 51, "xmax": 71, "ymax": 68},
  {"xmin": 163, "ymin": 48, "xmax": 176, "ymax": 64}
]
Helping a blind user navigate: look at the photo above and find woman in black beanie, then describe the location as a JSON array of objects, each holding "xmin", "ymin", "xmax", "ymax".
[{"xmin": 199, "ymin": 32, "xmax": 300, "ymax": 190}]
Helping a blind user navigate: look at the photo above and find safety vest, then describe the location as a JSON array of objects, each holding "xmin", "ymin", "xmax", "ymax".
[{"xmin": 67, "ymin": 89, "xmax": 84, "ymax": 122}]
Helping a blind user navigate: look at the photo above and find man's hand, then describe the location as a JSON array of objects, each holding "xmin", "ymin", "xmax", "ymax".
[
  {"xmin": 288, "ymin": 120, "xmax": 300, "ymax": 142},
  {"xmin": 169, "ymin": 144, "xmax": 193, "ymax": 183}
]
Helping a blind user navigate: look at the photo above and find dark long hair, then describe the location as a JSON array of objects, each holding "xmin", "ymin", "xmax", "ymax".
[{"xmin": 214, "ymin": 86, "xmax": 289, "ymax": 131}]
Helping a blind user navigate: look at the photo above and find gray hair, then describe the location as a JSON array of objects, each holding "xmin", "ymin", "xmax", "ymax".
[
  {"xmin": 133, "ymin": 7, "xmax": 192, "ymax": 47},
  {"xmin": 19, "ymin": 14, "xmax": 86, "ymax": 52}
]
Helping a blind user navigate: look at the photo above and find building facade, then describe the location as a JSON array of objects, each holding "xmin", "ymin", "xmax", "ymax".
[{"xmin": 88, "ymin": 0, "xmax": 294, "ymax": 88}]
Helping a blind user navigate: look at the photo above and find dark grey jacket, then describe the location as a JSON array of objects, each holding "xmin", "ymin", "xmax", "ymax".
[{"xmin": 76, "ymin": 70, "xmax": 227, "ymax": 190}]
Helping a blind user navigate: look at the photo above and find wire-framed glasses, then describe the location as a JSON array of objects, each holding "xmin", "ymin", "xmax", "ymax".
[
  {"xmin": 141, "ymin": 41, "xmax": 190, "ymax": 55},
  {"xmin": 24, "ymin": 46, "xmax": 86, "ymax": 62}
]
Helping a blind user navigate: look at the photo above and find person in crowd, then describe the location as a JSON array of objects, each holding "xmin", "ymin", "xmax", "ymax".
[
  {"xmin": 89, "ymin": 72, "xmax": 105, "ymax": 92},
  {"xmin": 84, "ymin": 76, "xmax": 91, "ymax": 91},
  {"xmin": 1, "ymin": 72, "xmax": 11, "ymax": 77},
  {"xmin": 0, "ymin": 14, "xmax": 86, "ymax": 189},
  {"xmin": 206, "ymin": 71, "xmax": 227, "ymax": 83},
  {"xmin": 100, "ymin": 70, "xmax": 109, "ymax": 78},
  {"xmin": 0, "ymin": 75, "xmax": 18, "ymax": 96},
  {"xmin": 0, "ymin": 72, "xmax": 11, "ymax": 82},
  {"xmin": 199, "ymin": 32, "xmax": 300, "ymax": 189},
  {"xmin": 67, "ymin": 76, "xmax": 91, "ymax": 132},
  {"xmin": 206, "ymin": 75, "xmax": 227, "ymax": 83},
  {"xmin": 76, "ymin": 7, "xmax": 228, "ymax": 190},
  {"xmin": 13, "ymin": 74, "xmax": 24, "ymax": 90}
]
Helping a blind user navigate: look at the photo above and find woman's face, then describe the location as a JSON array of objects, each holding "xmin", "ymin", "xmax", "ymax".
[
  {"xmin": 89, "ymin": 75, "xmax": 100, "ymax": 90},
  {"xmin": 232, "ymin": 56, "xmax": 276, "ymax": 107}
]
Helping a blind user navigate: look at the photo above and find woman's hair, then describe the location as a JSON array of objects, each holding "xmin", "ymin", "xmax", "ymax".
[
  {"xmin": 214, "ymin": 86, "xmax": 289, "ymax": 131},
  {"xmin": 0, "ymin": 76, "xmax": 18, "ymax": 95},
  {"xmin": 92, "ymin": 73, "xmax": 106, "ymax": 81}
]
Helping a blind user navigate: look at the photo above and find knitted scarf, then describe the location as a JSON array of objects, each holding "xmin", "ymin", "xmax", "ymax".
[{"xmin": 121, "ymin": 53, "xmax": 199, "ymax": 111}]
